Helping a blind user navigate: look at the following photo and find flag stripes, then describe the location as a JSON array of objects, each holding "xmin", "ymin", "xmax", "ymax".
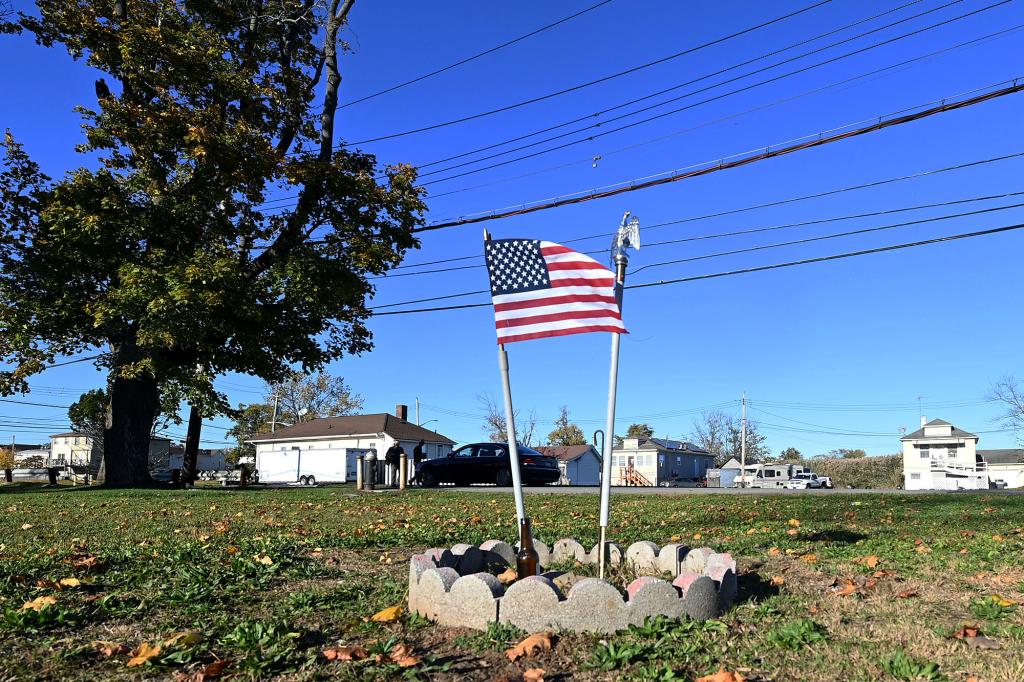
[{"xmin": 484, "ymin": 238, "xmax": 626, "ymax": 344}]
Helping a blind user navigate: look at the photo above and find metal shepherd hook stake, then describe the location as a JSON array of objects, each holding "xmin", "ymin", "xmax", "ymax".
[{"xmin": 598, "ymin": 211, "xmax": 640, "ymax": 579}]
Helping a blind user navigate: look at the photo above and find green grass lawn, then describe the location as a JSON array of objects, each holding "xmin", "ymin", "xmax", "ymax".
[{"xmin": 1, "ymin": 484, "xmax": 1022, "ymax": 681}]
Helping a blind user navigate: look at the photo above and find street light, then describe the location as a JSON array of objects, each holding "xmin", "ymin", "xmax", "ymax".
[{"xmin": 419, "ymin": 419, "xmax": 438, "ymax": 428}]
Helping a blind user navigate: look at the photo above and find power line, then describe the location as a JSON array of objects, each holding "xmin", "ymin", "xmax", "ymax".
[
  {"xmin": 416, "ymin": 0, "xmax": 980, "ymax": 184},
  {"xmin": 372, "ymin": 189, "xmax": 1024, "ymax": 280},
  {"xmin": 411, "ymin": 0, "xmax": 932, "ymax": 175},
  {"xmin": 386, "ymin": 149, "xmax": 1024, "ymax": 273},
  {"xmin": 371, "ymin": 221, "xmax": 1024, "ymax": 315},
  {"xmin": 414, "ymin": 78, "xmax": 1024, "ymax": 231},
  {"xmin": 626, "ymin": 198, "xmax": 1024, "ymax": 275},
  {"xmin": 345, "ymin": 0, "xmax": 833, "ymax": 146},
  {"xmin": 418, "ymin": 22, "xmax": 1023, "ymax": 203},
  {"xmin": 340, "ymin": 0, "xmax": 615, "ymax": 108}
]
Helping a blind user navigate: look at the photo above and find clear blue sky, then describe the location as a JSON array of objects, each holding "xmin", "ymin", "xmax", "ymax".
[{"xmin": 2, "ymin": 0, "xmax": 1022, "ymax": 454}]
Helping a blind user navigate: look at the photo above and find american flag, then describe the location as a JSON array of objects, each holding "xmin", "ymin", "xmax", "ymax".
[{"xmin": 484, "ymin": 239, "xmax": 627, "ymax": 344}]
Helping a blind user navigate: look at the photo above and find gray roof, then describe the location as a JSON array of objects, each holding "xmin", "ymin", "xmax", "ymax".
[
  {"xmin": 900, "ymin": 419, "xmax": 978, "ymax": 441},
  {"xmin": 247, "ymin": 413, "xmax": 455, "ymax": 445},
  {"xmin": 616, "ymin": 437, "xmax": 712, "ymax": 456},
  {"xmin": 978, "ymin": 448, "xmax": 1024, "ymax": 465}
]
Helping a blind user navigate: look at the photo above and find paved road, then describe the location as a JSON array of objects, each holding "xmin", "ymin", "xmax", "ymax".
[{"xmin": 425, "ymin": 485, "xmax": 1023, "ymax": 496}]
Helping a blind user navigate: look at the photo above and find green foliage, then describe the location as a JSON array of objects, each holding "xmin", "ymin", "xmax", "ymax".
[
  {"xmin": 219, "ymin": 619, "xmax": 300, "ymax": 676},
  {"xmin": 453, "ymin": 620, "xmax": 523, "ymax": 652},
  {"xmin": 767, "ymin": 618, "xmax": 827, "ymax": 649},
  {"xmin": 587, "ymin": 640, "xmax": 655, "ymax": 671},
  {"xmin": 0, "ymin": 1, "xmax": 424, "ymax": 484},
  {"xmin": 970, "ymin": 596, "xmax": 1018, "ymax": 620},
  {"xmin": 68, "ymin": 388, "xmax": 108, "ymax": 437},
  {"xmin": 626, "ymin": 423, "xmax": 655, "ymax": 439},
  {"xmin": 795, "ymin": 454, "xmax": 904, "ymax": 488},
  {"xmin": 831, "ymin": 448, "xmax": 868, "ymax": 459},
  {"xmin": 546, "ymin": 405, "xmax": 587, "ymax": 446},
  {"xmin": 779, "ymin": 447, "xmax": 802, "ymax": 460},
  {"xmin": 878, "ymin": 649, "xmax": 945, "ymax": 681}
]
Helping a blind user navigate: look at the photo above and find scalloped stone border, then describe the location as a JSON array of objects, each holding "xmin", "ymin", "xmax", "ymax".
[{"xmin": 408, "ymin": 538, "xmax": 738, "ymax": 633}]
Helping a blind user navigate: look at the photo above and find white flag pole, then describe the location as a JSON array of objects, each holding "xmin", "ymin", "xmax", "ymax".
[
  {"xmin": 598, "ymin": 211, "xmax": 636, "ymax": 579},
  {"xmin": 486, "ymin": 230, "xmax": 528, "ymax": 532},
  {"xmin": 498, "ymin": 345, "xmax": 527, "ymax": 525}
]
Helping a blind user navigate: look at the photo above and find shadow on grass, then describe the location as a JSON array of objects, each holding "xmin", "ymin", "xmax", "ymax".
[
  {"xmin": 736, "ymin": 571, "xmax": 781, "ymax": 604},
  {"xmin": 804, "ymin": 529, "xmax": 868, "ymax": 544}
]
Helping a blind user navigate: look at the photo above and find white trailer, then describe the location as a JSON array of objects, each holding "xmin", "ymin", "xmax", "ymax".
[{"xmin": 256, "ymin": 446, "xmax": 374, "ymax": 485}]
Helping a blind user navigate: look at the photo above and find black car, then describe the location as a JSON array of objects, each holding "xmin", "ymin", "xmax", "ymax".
[{"xmin": 416, "ymin": 443, "xmax": 561, "ymax": 487}]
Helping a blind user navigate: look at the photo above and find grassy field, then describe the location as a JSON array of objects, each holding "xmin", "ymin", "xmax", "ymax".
[{"xmin": 0, "ymin": 485, "xmax": 1022, "ymax": 681}]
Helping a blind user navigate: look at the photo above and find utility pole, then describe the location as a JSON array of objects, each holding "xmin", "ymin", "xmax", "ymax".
[
  {"xmin": 416, "ymin": 397, "xmax": 421, "ymax": 426},
  {"xmin": 740, "ymin": 392, "xmax": 747, "ymax": 488},
  {"xmin": 270, "ymin": 393, "xmax": 280, "ymax": 433}
]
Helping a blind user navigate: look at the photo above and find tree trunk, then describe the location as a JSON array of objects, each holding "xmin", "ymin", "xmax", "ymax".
[
  {"xmin": 103, "ymin": 371, "xmax": 161, "ymax": 487},
  {"xmin": 182, "ymin": 404, "xmax": 201, "ymax": 486}
]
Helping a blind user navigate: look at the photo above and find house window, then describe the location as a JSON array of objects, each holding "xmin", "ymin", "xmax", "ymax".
[
  {"xmin": 919, "ymin": 445, "xmax": 930, "ymax": 459},
  {"xmin": 910, "ymin": 473, "xmax": 921, "ymax": 480}
]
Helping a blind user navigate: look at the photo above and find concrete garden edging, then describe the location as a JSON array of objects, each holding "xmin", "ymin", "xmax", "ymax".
[{"xmin": 407, "ymin": 538, "xmax": 738, "ymax": 634}]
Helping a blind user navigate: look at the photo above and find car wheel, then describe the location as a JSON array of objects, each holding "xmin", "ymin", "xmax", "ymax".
[
  {"xmin": 306, "ymin": 475, "xmax": 316, "ymax": 486},
  {"xmin": 298, "ymin": 475, "xmax": 308, "ymax": 485},
  {"xmin": 420, "ymin": 470, "xmax": 439, "ymax": 488},
  {"xmin": 495, "ymin": 469, "xmax": 513, "ymax": 486}
]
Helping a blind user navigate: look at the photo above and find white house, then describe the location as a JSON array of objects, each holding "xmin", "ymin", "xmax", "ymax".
[
  {"xmin": 535, "ymin": 445, "xmax": 602, "ymax": 486},
  {"xmin": 900, "ymin": 418, "xmax": 1024, "ymax": 490},
  {"xmin": 610, "ymin": 437, "xmax": 714, "ymax": 486},
  {"xmin": 168, "ymin": 444, "xmax": 227, "ymax": 472},
  {"xmin": 48, "ymin": 432, "xmax": 171, "ymax": 478},
  {"xmin": 248, "ymin": 405, "xmax": 454, "ymax": 484}
]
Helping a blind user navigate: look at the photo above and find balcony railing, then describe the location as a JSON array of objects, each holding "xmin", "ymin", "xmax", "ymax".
[{"xmin": 930, "ymin": 460, "xmax": 986, "ymax": 474}]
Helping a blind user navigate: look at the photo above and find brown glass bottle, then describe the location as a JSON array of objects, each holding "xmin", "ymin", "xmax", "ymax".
[{"xmin": 516, "ymin": 517, "xmax": 539, "ymax": 579}]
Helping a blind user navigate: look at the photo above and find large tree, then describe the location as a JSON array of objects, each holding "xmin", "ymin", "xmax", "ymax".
[
  {"xmin": 625, "ymin": 423, "xmax": 654, "ymax": 440},
  {"xmin": 0, "ymin": 1, "xmax": 423, "ymax": 485},
  {"xmin": 546, "ymin": 406, "xmax": 586, "ymax": 447},
  {"xmin": 268, "ymin": 370, "xmax": 363, "ymax": 426},
  {"xmin": 692, "ymin": 410, "xmax": 730, "ymax": 463}
]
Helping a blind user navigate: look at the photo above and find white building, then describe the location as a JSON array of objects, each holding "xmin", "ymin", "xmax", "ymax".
[
  {"xmin": 48, "ymin": 432, "xmax": 171, "ymax": 478},
  {"xmin": 901, "ymin": 418, "xmax": 1024, "ymax": 490},
  {"xmin": 248, "ymin": 405, "xmax": 454, "ymax": 484},
  {"xmin": 168, "ymin": 445, "xmax": 227, "ymax": 472},
  {"xmin": 610, "ymin": 437, "xmax": 714, "ymax": 486},
  {"xmin": 535, "ymin": 445, "xmax": 602, "ymax": 486}
]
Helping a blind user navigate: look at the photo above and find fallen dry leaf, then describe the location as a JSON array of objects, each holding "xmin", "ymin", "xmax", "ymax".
[
  {"xmin": 523, "ymin": 668, "xmax": 546, "ymax": 682},
  {"xmin": 696, "ymin": 669, "xmax": 746, "ymax": 682},
  {"xmin": 832, "ymin": 579, "xmax": 858, "ymax": 597},
  {"xmin": 800, "ymin": 553, "xmax": 817, "ymax": 564},
  {"xmin": 173, "ymin": 659, "xmax": 229, "ymax": 682},
  {"xmin": 767, "ymin": 547, "xmax": 781, "ymax": 556},
  {"xmin": 164, "ymin": 631, "xmax": 204, "ymax": 648},
  {"xmin": 788, "ymin": 519, "xmax": 801, "ymax": 528},
  {"xmin": 20, "ymin": 523, "xmax": 33, "ymax": 530},
  {"xmin": 323, "ymin": 645, "xmax": 369, "ymax": 661},
  {"xmin": 497, "ymin": 567, "xmax": 518, "ymax": 585},
  {"xmin": 58, "ymin": 577, "xmax": 81, "ymax": 588},
  {"xmin": 992, "ymin": 595, "xmax": 1016, "ymax": 607},
  {"xmin": 770, "ymin": 575, "xmax": 785, "ymax": 587},
  {"xmin": 854, "ymin": 555, "xmax": 879, "ymax": 568},
  {"xmin": 255, "ymin": 555, "xmax": 274, "ymax": 566},
  {"xmin": 126, "ymin": 642, "xmax": 162, "ymax": 667},
  {"xmin": 953, "ymin": 625, "xmax": 981, "ymax": 640},
  {"xmin": 896, "ymin": 590, "xmax": 918, "ymax": 599},
  {"xmin": 91, "ymin": 640, "xmax": 128, "ymax": 658},
  {"xmin": 506, "ymin": 632, "xmax": 554, "ymax": 662},
  {"xmin": 786, "ymin": 528, "xmax": 799, "ymax": 536},
  {"xmin": 388, "ymin": 643, "xmax": 421, "ymax": 667},
  {"xmin": 370, "ymin": 605, "xmax": 404, "ymax": 623},
  {"xmin": 21, "ymin": 595, "xmax": 57, "ymax": 611}
]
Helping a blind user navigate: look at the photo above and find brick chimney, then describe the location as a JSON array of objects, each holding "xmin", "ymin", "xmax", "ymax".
[{"xmin": 396, "ymin": 404, "xmax": 409, "ymax": 421}]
